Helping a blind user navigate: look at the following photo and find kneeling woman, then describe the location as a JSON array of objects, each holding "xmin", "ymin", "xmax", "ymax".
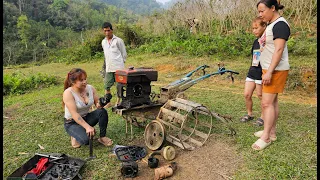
[{"xmin": 63, "ymin": 68, "xmax": 113, "ymax": 148}]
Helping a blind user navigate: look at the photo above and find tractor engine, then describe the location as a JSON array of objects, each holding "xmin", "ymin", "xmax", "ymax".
[{"xmin": 115, "ymin": 67, "xmax": 158, "ymax": 109}]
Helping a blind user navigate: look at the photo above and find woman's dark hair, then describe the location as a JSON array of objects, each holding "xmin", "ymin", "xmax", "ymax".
[
  {"xmin": 62, "ymin": 68, "xmax": 87, "ymax": 107},
  {"xmin": 63, "ymin": 68, "xmax": 87, "ymax": 91},
  {"xmin": 257, "ymin": 0, "xmax": 284, "ymax": 10},
  {"xmin": 102, "ymin": 22, "xmax": 113, "ymax": 30},
  {"xmin": 252, "ymin": 17, "xmax": 267, "ymax": 27}
]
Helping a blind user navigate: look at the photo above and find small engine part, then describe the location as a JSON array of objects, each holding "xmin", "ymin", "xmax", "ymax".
[
  {"xmin": 148, "ymin": 157, "xmax": 159, "ymax": 168},
  {"xmin": 121, "ymin": 161, "xmax": 138, "ymax": 178}
]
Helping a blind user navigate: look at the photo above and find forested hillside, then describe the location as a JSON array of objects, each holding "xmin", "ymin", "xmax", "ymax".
[
  {"xmin": 3, "ymin": 0, "xmax": 160, "ymax": 66},
  {"xmin": 3, "ymin": 0, "xmax": 317, "ymax": 67},
  {"xmin": 101, "ymin": 0, "xmax": 162, "ymax": 14}
]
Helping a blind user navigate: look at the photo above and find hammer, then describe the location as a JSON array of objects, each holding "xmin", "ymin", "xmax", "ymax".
[{"xmin": 86, "ymin": 135, "xmax": 96, "ymax": 161}]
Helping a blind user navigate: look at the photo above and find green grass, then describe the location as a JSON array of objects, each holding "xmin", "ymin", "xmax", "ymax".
[
  {"xmin": 3, "ymin": 54, "xmax": 316, "ymax": 179},
  {"xmin": 186, "ymin": 89, "xmax": 316, "ymax": 179}
]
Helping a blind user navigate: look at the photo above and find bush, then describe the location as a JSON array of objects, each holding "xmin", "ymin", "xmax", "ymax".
[
  {"xmin": 130, "ymin": 30, "xmax": 317, "ymax": 59},
  {"xmin": 52, "ymin": 44, "xmax": 92, "ymax": 64},
  {"xmin": 3, "ymin": 72, "xmax": 60, "ymax": 96},
  {"xmin": 116, "ymin": 24, "xmax": 147, "ymax": 48},
  {"xmin": 287, "ymin": 34, "xmax": 317, "ymax": 56},
  {"xmin": 83, "ymin": 30, "xmax": 105, "ymax": 56},
  {"xmin": 285, "ymin": 66, "xmax": 317, "ymax": 94},
  {"xmin": 131, "ymin": 32, "xmax": 255, "ymax": 58},
  {"xmin": 49, "ymin": 29, "xmax": 105, "ymax": 64}
]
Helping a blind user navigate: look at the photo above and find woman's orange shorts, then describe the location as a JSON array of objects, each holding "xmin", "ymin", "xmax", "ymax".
[{"xmin": 262, "ymin": 69, "xmax": 289, "ymax": 94}]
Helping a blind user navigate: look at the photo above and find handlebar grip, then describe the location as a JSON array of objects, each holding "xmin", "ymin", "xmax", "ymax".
[
  {"xmin": 220, "ymin": 70, "xmax": 239, "ymax": 75},
  {"xmin": 225, "ymin": 70, "xmax": 239, "ymax": 75},
  {"xmin": 201, "ymin": 65, "xmax": 210, "ymax": 69}
]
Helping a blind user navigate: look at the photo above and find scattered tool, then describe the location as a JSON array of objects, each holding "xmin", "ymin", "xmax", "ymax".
[
  {"xmin": 114, "ymin": 145, "xmax": 147, "ymax": 162},
  {"xmin": 113, "ymin": 145, "xmax": 148, "ymax": 178},
  {"xmin": 34, "ymin": 153, "xmax": 64, "ymax": 161},
  {"xmin": 148, "ymin": 156, "xmax": 159, "ymax": 168},
  {"xmin": 86, "ymin": 135, "xmax": 96, "ymax": 161},
  {"xmin": 148, "ymin": 146, "xmax": 176, "ymax": 161},
  {"xmin": 121, "ymin": 161, "xmax": 139, "ymax": 178},
  {"xmin": 162, "ymin": 146, "xmax": 176, "ymax": 161},
  {"xmin": 23, "ymin": 157, "xmax": 49, "ymax": 178},
  {"xmin": 8, "ymin": 153, "xmax": 86, "ymax": 180},
  {"xmin": 145, "ymin": 145, "xmax": 176, "ymax": 170},
  {"xmin": 154, "ymin": 162, "xmax": 177, "ymax": 180}
]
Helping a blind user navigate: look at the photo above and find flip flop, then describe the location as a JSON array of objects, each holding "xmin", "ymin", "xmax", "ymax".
[
  {"xmin": 254, "ymin": 130, "xmax": 277, "ymax": 141},
  {"xmin": 98, "ymin": 137, "xmax": 113, "ymax": 147},
  {"xmin": 253, "ymin": 117, "xmax": 264, "ymax": 126},
  {"xmin": 71, "ymin": 136, "xmax": 81, "ymax": 148},
  {"xmin": 240, "ymin": 114, "xmax": 254, "ymax": 122},
  {"xmin": 252, "ymin": 138, "xmax": 272, "ymax": 151}
]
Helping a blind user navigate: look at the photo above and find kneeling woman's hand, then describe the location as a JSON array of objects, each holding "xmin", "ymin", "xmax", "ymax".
[
  {"xmin": 86, "ymin": 126, "xmax": 95, "ymax": 137},
  {"xmin": 96, "ymin": 102, "xmax": 102, "ymax": 109}
]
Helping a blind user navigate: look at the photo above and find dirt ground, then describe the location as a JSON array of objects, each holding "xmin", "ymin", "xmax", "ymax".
[{"xmin": 124, "ymin": 134, "xmax": 242, "ymax": 180}]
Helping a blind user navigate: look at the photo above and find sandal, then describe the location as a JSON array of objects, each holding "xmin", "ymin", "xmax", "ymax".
[
  {"xmin": 253, "ymin": 117, "xmax": 264, "ymax": 126},
  {"xmin": 240, "ymin": 114, "xmax": 254, "ymax": 122},
  {"xmin": 71, "ymin": 136, "xmax": 81, "ymax": 148},
  {"xmin": 254, "ymin": 130, "xmax": 277, "ymax": 141},
  {"xmin": 252, "ymin": 138, "xmax": 272, "ymax": 151},
  {"xmin": 98, "ymin": 137, "xmax": 113, "ymax": 147}
]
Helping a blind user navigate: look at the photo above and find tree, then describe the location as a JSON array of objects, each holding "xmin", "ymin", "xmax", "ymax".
[
  {"xmin": 3, "ymin": 41, "xmax": 19, "ymax": 65},
  {"xmin": 17, "ymin": 15, "xmax": 31, "ymax": 48},
  {"xmin": 50, "ymin": 0, "xmax": 70, "ymax": 11},
  {"xmin": 3, "ymin": 2, "xmax": 20, "ymax": 27}
]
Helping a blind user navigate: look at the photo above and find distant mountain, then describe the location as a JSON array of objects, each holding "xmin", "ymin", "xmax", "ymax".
[
  {"xmin": 161, "ymin": 0, "xmax": 183, "ymax": 9},
  {"xmin": 100, "ymin": 0, "xmax": 162, "ymax": 15}
]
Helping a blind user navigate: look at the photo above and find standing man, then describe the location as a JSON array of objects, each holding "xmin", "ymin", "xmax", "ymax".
[{"xmin": 101, "ymin": 22, "xmax": 127, "ymax": 106}]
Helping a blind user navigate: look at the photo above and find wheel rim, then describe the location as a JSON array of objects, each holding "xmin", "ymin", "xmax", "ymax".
[
  {"xmin": 163, "ymin": 146, "xmax": 176, "ymax": 160},
  {"xmin": 144, "ymin": 120, "xmax": 165, "ymax": 150}
]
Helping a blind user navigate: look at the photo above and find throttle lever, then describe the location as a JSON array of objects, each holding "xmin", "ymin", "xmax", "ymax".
[
  {"xmin": 202, "ymin": 69, "xmax": 206, "ymax": 76},
  {"xmin": 230, "ymin": 73, "xmax": 234, "ymax": 83}
]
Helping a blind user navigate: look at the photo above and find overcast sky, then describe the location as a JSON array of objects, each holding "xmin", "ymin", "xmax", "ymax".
[{"xmin": 155, "ymin": 0, "xmax": 171, "ymax": 4}]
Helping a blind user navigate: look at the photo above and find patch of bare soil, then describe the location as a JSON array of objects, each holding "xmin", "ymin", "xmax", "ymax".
[
  {"xmin": 125, "ymin": 134, "xmax": 242, "ymax": 180},
  {"xmin": 3, "ymin": 103, "xmax": 21, "ymax": 120},
  {"xmin": 156, "ymin": 64, "xmax": 176, "ymax": 73}
]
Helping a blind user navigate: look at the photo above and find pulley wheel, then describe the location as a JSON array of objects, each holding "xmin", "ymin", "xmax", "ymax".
[
  {"xmin": 163, "ymin": 146, "xmax": 176, "ymax": 161},
  {"xmin": 144, "ymin": 120, "xmax": 165, "ymax": 150}
]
